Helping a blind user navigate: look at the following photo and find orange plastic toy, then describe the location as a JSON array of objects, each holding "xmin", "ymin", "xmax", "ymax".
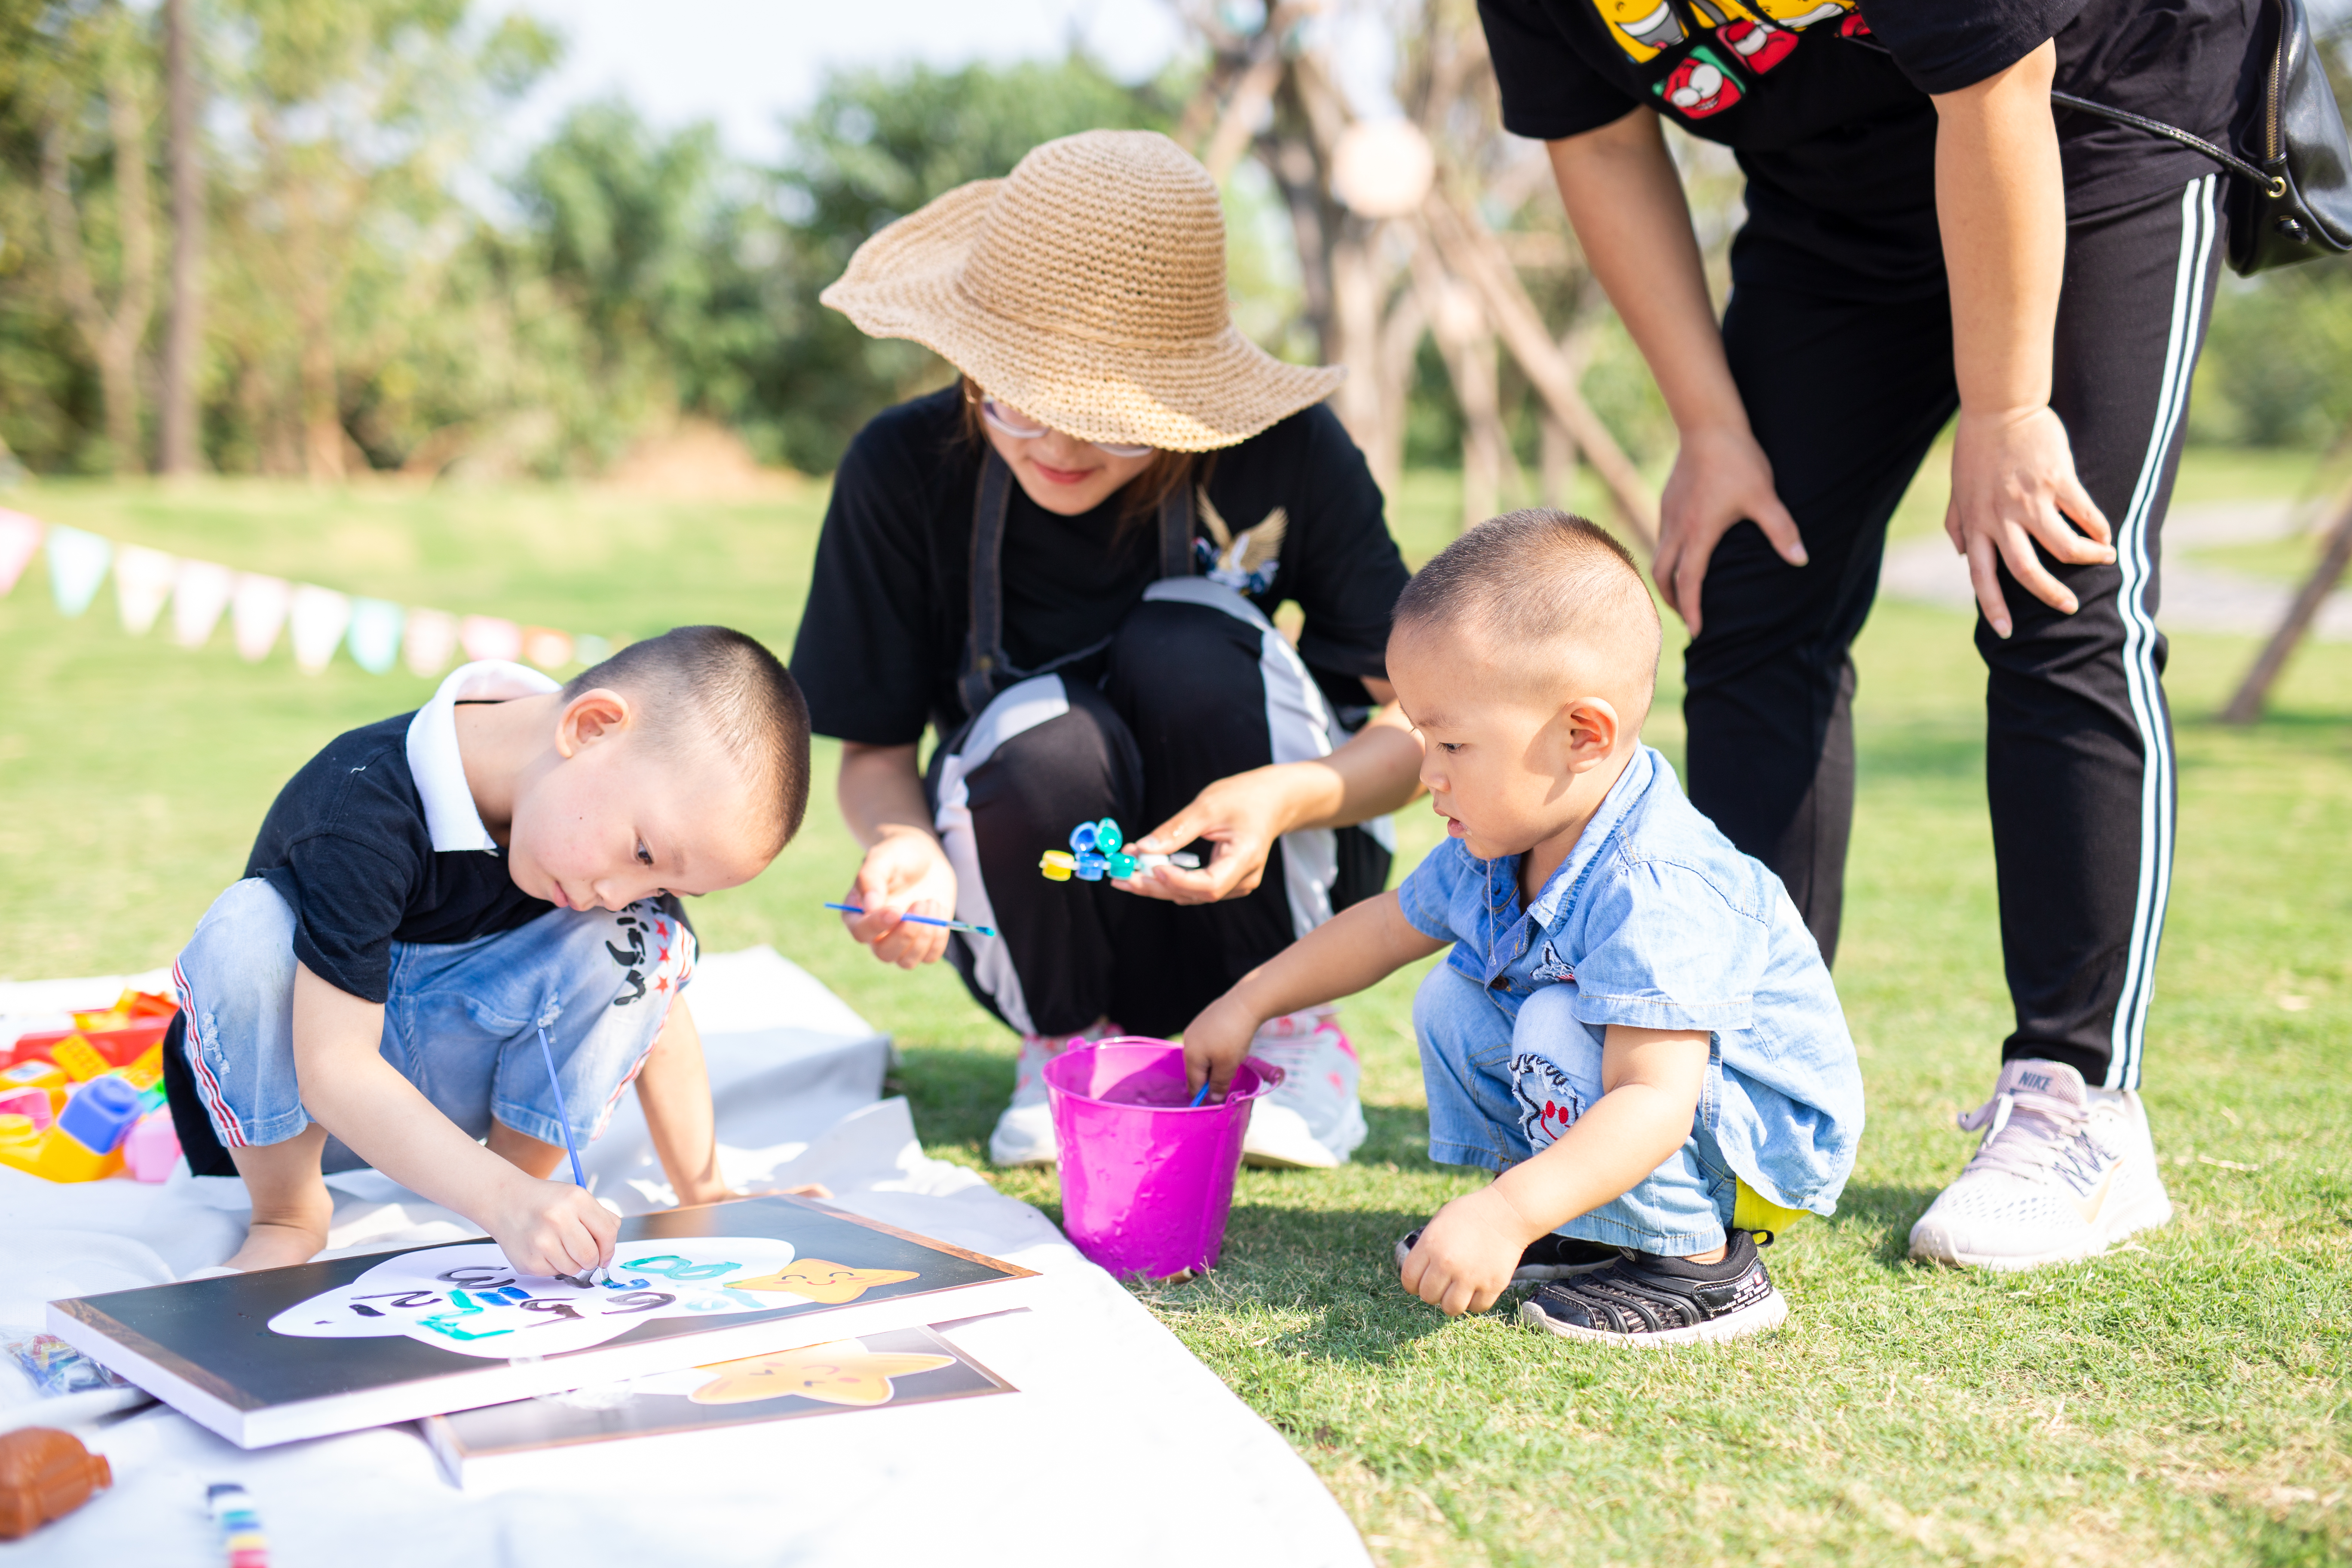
[{"xmin": 0, "ymin": 1427, "xmax": 112, "ymax": 1540}]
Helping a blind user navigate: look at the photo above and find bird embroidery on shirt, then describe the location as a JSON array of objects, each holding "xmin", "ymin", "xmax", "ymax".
[
  {"xmin": 1532, "ymin": 941, "xmax": 1575, "ymax": 983},
  {"xmin": 1196, "ymin": 490, "xmax": 1286, "ymax": 596}
]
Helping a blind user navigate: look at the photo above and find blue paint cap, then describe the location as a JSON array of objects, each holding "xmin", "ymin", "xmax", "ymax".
[{"xmin": 57, "ymin": 1076, "xmax": 142, "ymax": 1155}]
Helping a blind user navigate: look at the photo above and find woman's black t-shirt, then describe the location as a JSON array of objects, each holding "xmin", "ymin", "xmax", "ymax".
[
  {"xmin": 790, "ymin": 389, "xmax": 1412, "ymax": 747},
  {"xmin": 1480, "ymin": 0, "xmax": 2257, "ymax": 300}
]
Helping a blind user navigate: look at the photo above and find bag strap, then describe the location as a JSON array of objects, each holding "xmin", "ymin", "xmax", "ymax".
[
  {"xmin": 956, "ymin": 451, "xmax": 1197, "ymax": 720},
  {"xmin": 2049, "ymin": 91, "xmax": 2286, "ymax": 195}
]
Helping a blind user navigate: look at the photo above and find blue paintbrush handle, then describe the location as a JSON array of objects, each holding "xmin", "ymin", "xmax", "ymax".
[
  {"xmin": 535, "ymin": 1022, "xmax": 589, "ymax": 1190},
  {"xmin": 824, "ymin": 903, "xmax": 998, "ymax": 938}
]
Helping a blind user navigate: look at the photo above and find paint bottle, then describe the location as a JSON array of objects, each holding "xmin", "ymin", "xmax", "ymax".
[{"xmin": 208, "ymin": 1482, "xmax": 268, "ymax": 1568}]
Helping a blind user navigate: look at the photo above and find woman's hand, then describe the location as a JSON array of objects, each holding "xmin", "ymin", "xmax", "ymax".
[
  {"xmin": 841, "ymin": 826, "xmax": 959, "ymax": 968},
  {"xmin": 1124, "ymin": 765, "xmax": 1319, "ymax": 906},
  {"xmin": 1654, "ymin": 422, "xmax": 1807, "ymax": 635},
  {"xmin": 1945, "ymin": 404, "xmax": 2113, "ymax": 638}
]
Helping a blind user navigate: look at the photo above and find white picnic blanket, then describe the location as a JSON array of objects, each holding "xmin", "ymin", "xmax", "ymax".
[{"xmin": 0, "ymin": 948, "xmax": 1368, "ymax": 1567}]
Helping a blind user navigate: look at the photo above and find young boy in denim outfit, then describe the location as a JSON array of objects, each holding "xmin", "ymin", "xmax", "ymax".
[
  {"xmin": 162, "ymin": 626, "xmax": 811, "ymax": 1277},
  {"xmin": 1184, "ymin": 512, "xmax": 1862, "ymax": 1344}
]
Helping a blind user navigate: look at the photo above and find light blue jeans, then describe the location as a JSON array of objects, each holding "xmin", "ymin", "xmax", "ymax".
[
  {"xmin": 172, "ymin": 878, "xmax": 694, "ymax": 1169},
  {"xmin": 1414, "ymin": 963, "xmax": 1735, "ymax": 1255}
]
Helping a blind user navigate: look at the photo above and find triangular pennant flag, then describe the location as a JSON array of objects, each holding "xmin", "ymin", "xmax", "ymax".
[
  {"xmin": 46, "ymin": 525, "xmax": 112, "ymax": 617},
  {"xmin": 403, "ymin": 606, "xmax": 456, "ymax": 677},
  {"xmin": 0, "ymin": 509, "xmax": 41, "ymax": 596},
  {"xmin": 346, "ymin": 597, "xmax": 405, "ymax": 675},
  {"xmin": 113, "ymin": 544, "xmax": 178, "ymax": 635},
  {"xmin": 460, "ymin": 614, "xmax": 522, "ymax": 663},
  {"xmin": 172, "ymin": 560, "xmax": 236, "ymax": 649},
  {"xmin": 289, "ymin": 584, "xmax": 352, "ymax": 674},
  {"xmin": 521, "ymin": 626, "xmax": 574, "ymax": 671},
  {"xmin": 232, "ymin": 574, "xmax": 291, "ymax": 662},
  {"xmin": 571, "ymin": 633, "xmax": 610, "ymax": 668}
]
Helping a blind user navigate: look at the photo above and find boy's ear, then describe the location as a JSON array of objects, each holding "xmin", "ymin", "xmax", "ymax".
[
  {"xmin": 1558, "ymin": 695, "xmax": 1621, "ymax": 770},
  {"xmin": 554, "ymin": 687, "xmax": 634, "ymax": 757}
]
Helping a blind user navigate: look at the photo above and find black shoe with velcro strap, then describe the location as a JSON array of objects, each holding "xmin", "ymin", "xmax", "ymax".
[
  {"xmin": 1393, "ymin": 1227, "xmax": 1620, "ymax": 1283},
  {"xmin": 1519, "ymin": 1230, "xmax": 1787, "ymax": 1347}
]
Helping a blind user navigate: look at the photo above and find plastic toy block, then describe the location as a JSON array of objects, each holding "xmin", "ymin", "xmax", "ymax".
[
  {"xmin": 49, "ymin": 1038, "xmax": 110, "ymax": 1083},
  {"xmin": 0, "ymin": 1060, "xmax": 68, "ymax": 1094},
  {"xmin": 0, "ymin": 1088, "xmax": 49, "ymax": 1131}
]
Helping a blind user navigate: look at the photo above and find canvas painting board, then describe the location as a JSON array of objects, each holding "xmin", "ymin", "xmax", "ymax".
[
  {"xmin": 46, "ymin": 1195, "xmax": 1037, "ymax": 1449},
  {"xmin": 417, "ymin": 1320, "xmax": 1018, "ymax": 1488}
]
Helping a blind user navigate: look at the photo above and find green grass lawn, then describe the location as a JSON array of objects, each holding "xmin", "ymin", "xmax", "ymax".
[{"xmin": 3, "ymin": 466, "xmax": 2348, "ymax": 1565}]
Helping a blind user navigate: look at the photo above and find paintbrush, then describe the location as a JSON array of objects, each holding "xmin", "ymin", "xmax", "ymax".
[
  {"xmin": 824, "ymin": 903, "xmax": 998, "ymax": 937},
  {"xmin": 535, "ymin": 1021, "xmax": 606, "ymax": 1288}
]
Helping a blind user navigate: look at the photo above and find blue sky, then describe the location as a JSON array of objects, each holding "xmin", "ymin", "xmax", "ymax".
[{"xmin": 496, "ymin": 0, "xmax": 1191, "ymax": 164}]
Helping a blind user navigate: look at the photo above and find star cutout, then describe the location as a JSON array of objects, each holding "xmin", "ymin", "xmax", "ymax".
[
  {"xmin": 688, "ymin": 1340, "xmax": 955, "ymax": 1406},
  {"xmin": 723, "ymin": 1259, "xmax": 920, "ymax": 1303}
]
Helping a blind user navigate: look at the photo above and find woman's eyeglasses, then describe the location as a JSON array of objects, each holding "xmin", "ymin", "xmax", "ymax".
[{"xmin": 980, "ymin": 398, "xmax": 1154, "ymax": 459}]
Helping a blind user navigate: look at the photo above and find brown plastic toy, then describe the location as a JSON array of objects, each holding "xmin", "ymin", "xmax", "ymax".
[{"xmin": 0, "ymin": 1427, "xmax": 112, "ymax": 1539}]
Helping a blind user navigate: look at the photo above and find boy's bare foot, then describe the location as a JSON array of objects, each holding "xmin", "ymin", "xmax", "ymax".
[
  {"xmin": 221, "ymin": 1123, "xmax": 334, "ymax": 1272},
  {"xmin": 222, "ymin": 1216, "xmax": 330, "ymax": 1272}
]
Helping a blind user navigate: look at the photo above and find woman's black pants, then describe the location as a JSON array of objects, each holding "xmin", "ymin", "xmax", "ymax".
[
  {"xmin": 927, "ymin": 576, "xmax": 1390, "ymax": 1041},
  {"xmin": 1689, "ymin": 175, "xmax": 2224, "ymax": 1090}
]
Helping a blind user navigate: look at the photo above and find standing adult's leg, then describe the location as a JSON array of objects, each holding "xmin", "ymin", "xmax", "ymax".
[
  {"xmin": 1688, "ymin": 283, "xmax": 1958, "ymax": 963},
  {"xmin": 1985, "ymin": 175, "xmax": 2222, "ymax": 1087},
  {"xmin": 1907, "ymin": 177, "xmax": 2216, "ymax": 1272}
]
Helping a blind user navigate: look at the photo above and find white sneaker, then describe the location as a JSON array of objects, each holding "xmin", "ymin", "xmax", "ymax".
[
  {"xmin": 1908, "ymin": 1058, "xmax": 2174, "ymax": 1271},
  {"xmin": 1239, "ymin": 1011, "xmax": 1367, "ymax": 1170},
  {"xmin": 987, "ymin": 1024, "xmax": 1116, "ymax": 1168}
]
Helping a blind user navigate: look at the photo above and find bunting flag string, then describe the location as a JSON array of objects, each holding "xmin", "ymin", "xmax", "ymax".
[{"xmin": 0, "ymin": 510, "xmax": 616, "ymax": 679}]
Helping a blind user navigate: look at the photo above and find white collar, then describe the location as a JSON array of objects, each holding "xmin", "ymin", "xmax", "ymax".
[{"xmin": 404, "ymin": 660, "xmax": 561, "ymax": 853}]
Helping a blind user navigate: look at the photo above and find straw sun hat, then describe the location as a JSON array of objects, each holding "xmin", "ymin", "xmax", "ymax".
[{"xmin": 819, "ymin": 129, "xmax": 1344, "ymax": 453}]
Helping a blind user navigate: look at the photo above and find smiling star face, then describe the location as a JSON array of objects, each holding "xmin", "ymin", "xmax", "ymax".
[
  {"xmin": 688, "ymin": 1341, "xmax": 956, "ymax": 1406},
  {"xmin": 721, "ymin": 1259, "xmax": 919, "ymax": 1304}
]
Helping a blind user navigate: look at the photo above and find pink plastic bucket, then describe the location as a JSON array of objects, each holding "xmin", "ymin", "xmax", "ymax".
[{"xmin": 1043, "ymin": 1038, "xmax": 1280, "ymax": 1279}]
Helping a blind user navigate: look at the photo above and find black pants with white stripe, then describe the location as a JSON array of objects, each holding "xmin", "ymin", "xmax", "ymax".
[
  {"xmin": 928, "ymin": 578, "xmax": 1392, "ymax": 1040},
  {"xmin": 1686, "ymin": 175, "xmax": 2221, "ymax": 1090}
]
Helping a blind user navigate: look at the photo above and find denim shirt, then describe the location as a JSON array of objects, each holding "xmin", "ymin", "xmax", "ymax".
[{"xmin": 1396, "ymin": 744, "xmax": 1865, "ymax": 1215}]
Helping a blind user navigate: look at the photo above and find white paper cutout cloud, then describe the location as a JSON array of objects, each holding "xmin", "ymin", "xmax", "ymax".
[{"xmin": 268, "ymin": 1238, "xmax": 808, "ymax": 1360}]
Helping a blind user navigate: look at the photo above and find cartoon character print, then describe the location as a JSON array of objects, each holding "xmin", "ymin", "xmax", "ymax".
[
  {"xmin": 604, "ymin": 902, "xmax": 695, "ymax": 1009},
  {"xmin": 1196, "ymin": 490, "xmax": 1286, "ymax": 597},
  {"xmin": 1654, "ymin": 44, "xmax": 1743, "ymax": 118},
  {"xmin": 1510, "ymin": 1051, "xmax": 1585, "ymax": 1154},
  {"xmin": 721, "ymin": 1259, "xmax": 921, "ymax": 1304},
  {"xmin": 1531, "ymin": 940, "xmax": 1575, "ymax": 985},
  {"xmin": 1592, "ymin": 0, "xmax": 1688, "ymax": 61},
  {"xmin": 1718, "ymin": 15, "xmax": 1797, "ymax": 71},
  {"xmin": 1745, "ymin": 0, "xmax": 1853, "ymax": 27},
  {"xmin": 1587, "ymin": 0, "xmax": 1854, "ymax": 69}
]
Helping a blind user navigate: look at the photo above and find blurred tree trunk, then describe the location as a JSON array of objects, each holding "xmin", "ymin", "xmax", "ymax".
[
  {"xmin": 158, "ymin": 0, "xmax": 204, "ymax": 475},
  {"xmin": 40, "ymin": 36, "xmax": 157, "ymax": 475}
]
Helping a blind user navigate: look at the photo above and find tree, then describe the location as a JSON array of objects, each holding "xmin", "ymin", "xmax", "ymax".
[
  {"xmin": 751, "ymin": 56, "xmax": 1175, "ymax": 472},
  {"xmin": 157, "ymin": 0, "xmax": 201, "ymax": 475},
  {"xmin": 30, "ymin": 0, "xmax": 156, "ymax": 474}
]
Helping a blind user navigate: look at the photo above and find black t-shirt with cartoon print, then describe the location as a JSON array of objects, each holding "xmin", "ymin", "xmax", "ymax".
[
  {"xmin": 790, "ymin": 388, "xmax": 1412, "ymax": 747},
  {"xmin": 1479, "ymin": 0, "xmax": 2256, "ymax": 300}
]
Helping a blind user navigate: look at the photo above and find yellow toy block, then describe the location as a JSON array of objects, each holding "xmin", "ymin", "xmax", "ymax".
[
  {"xmin": 50, "ymin": 1036, "xmax": 110, "ymax": 1083},
  {"xmin": 0, "ymin": 1060, "xmax": 67, "ymax": 1093},
  {"xmin": 0, "ymin": 1115, "xmax": 124, "ymax": 1182}
]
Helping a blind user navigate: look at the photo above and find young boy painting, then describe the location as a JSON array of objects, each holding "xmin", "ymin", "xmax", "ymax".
[
  {"xmin": 1183, "ymin": 512, "xmax": 1864, "ymax": 1345},
  {"xmin": 161, "ymin": 626, "xmax": 811, "ymax": 1277}
]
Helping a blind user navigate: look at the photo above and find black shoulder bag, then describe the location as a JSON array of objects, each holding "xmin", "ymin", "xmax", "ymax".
[{"xmin": 2052, "ymin": 0, "xmax": 2352, "ymax": 274}]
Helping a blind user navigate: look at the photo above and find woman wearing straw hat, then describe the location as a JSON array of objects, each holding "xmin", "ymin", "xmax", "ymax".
[{"xmin": 792, "ymin": 131, "xmax": 1423, "ymax": 1170}]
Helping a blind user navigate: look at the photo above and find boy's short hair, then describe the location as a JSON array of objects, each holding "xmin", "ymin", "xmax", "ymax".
[
  {"xmin": 564, "ymin": 626, "xmax": 812, "ymax": 852},
  {"xmin": 1392, "ymin": 509, "xmax": 1660, "ymax": 708}
]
